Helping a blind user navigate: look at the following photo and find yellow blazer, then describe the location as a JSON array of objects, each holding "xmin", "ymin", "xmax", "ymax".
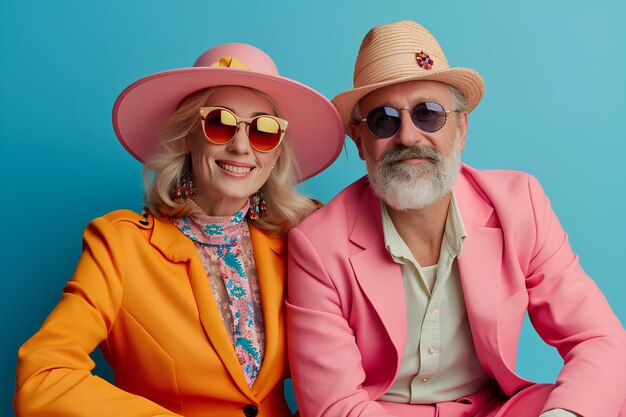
[{"xmin": 15, "ymin": 210, "xmax": 292, "ymax": 417}]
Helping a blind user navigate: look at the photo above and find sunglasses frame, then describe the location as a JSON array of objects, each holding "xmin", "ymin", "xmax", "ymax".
[
  {"xmin": 199, "ymin": 106, "xmax": 288, "ymax": 152},
  {"xmin": 359, "ymin": 102, "xmax": 459, "ymax": 138}
]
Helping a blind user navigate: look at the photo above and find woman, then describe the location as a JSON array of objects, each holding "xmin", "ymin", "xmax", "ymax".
[{"xmin": 14, "ymin": 43, "xmax": 344, "ymax": 417}]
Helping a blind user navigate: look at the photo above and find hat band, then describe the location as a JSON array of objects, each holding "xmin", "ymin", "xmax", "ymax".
[{"xmin": 209, "ymin": 56, "xmax": 251, "ymax": 70}]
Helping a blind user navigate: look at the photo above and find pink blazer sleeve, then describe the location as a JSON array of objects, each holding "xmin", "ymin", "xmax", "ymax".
[{"xmin": 521, "ymin": 175, "xmax": 626, "ymax": 416}]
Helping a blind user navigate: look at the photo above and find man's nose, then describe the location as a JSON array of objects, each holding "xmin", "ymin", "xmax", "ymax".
[{"xmin": 394, "ymin": 109, "xmax": 429, "ymax": 147}]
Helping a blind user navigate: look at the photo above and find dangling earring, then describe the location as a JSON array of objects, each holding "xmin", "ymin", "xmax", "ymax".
[
  {"xmin": 249, "ymin": 190, "xmax": 268, "ymax": 219},
  {"xmin": 172, "ymin": 155, "xmax": 196, "ymax": 203},
  {"xmin": 172, "ymin": 172, "xmax": 196, "ymax": 203}
]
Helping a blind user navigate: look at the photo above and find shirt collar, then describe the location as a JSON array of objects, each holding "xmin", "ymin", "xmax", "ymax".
[
  {"xmin": 382, "ymin": 191, "xmax": 467, "ymax": 264},
  {"xmin": 170, "ymin": 200, "xmax": 249, "ymax": 246},
  {"xmin": 445, "ymin": 191, "xmax": 466, "ymax": 258}
]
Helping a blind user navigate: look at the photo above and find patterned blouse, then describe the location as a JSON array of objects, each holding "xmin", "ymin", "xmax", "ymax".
[{"xmin": 171, "ymin": 201, "xmax": 265, "ymax": 387}]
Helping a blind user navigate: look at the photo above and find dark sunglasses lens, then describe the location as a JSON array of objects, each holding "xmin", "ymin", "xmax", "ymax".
[
  {"xmin": 366, "ymin": 106, "xmax": 401, "ymax": 138},
  {"xmin": 204, "ymin": 109, "xmax": 237, "ymax": 144},
  {"xmin": 249, "ymin": 116, "xmax": 282, "ymax": 151},
  {"xmin": 411, "ymin": 102, "xmax": 447, "ymax": 133}
]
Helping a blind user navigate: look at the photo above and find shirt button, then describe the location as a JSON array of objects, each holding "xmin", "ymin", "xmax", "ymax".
[
  {"xmin": 427, "ymin": 346, "xmax": 435, "ymax": 355},
  {"xmin": 422, "ymin": 378, "xmax": 430, "ymax": 382},
  {"xmin": 243, "ymin": 404, "xmax": 258, "ymax": 417},
  {"xmin": 429, "ymin": 307, "xmax": 437, "ymax": 313}
]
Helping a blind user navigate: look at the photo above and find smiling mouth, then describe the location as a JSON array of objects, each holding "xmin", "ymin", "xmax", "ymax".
[{"xmin": 217, "ymin": 162, "xmax": 253, "ymax": 174}]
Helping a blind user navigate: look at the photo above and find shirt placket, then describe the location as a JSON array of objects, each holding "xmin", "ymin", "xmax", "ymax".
[{"xmin": 413, "ymin": 251, "xmax": 454, "ymax": 391}]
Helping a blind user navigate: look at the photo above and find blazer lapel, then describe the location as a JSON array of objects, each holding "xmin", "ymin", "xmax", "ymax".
[
  {"xmin": 348, "ymin": 185, "xmax": 407, "ymax": 364},
  {"xmin": 457, "ymin": 225, "xmax": 503, "ymax": 358},
  {"xmin": 150, "ymin": 215, "xmax": 256, "ymax": 401},
  {"xmin": 454, "ymin": 169, "xmax": 504, "ymax": 371},
  {"xmin": 248, "ymin": 224, "xmax": 286, "ymax": 399}
]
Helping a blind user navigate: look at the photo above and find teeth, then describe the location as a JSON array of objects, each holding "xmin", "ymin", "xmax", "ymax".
[{"xmin": 218, "ymin": 162, "xmax": 252, "ymax": 174}]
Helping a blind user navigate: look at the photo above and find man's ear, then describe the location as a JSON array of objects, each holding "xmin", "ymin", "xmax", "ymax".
[{"xmin": 349, "ymin": 123, "xmax": 366, "ymax": 161}]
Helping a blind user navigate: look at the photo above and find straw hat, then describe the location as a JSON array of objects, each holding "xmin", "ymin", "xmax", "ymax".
[
  {"xmin": 113, "ymin": 43, "xmax": 344, "ymax": 182},
  {"xmin": 331, "ymin": 20, "xmax": 485, "ymax": 135}
]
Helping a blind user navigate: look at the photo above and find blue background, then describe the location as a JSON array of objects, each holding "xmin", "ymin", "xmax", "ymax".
[{"xmin": 1, "ymin": 1, "xmax": 625, "ymax": 415}]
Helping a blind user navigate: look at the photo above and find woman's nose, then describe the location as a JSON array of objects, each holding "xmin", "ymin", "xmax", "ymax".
[{"xmin": 226, "ymin": 122, "xmax": 253, "ymax": 154}]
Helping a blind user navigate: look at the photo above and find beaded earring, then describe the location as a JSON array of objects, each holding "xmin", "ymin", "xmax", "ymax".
[
  {"xmin": 249, "ymin": 190, "xmax": 268, "ymax": 219},
  {"xmin": 172, "ymin": 155, "xmax": 196, "ymax": 203},
  {"xmin": 172, "ymin": 173, "xmax": 196, "ymax": 203}
]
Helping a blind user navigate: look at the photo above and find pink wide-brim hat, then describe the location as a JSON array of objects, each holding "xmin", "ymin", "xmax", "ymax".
[
  {"xmin": 331, "ymin": 20, "xmax": 485, "ymax": 136},
  {"xmin": 113, "ymin": 43, "xmax": 344, "ymax": 182}
]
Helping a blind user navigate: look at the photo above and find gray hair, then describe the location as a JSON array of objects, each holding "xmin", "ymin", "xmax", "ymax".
[{"xmin": 448, "ymin": 84, "xmax": 470, "ymax": 125}]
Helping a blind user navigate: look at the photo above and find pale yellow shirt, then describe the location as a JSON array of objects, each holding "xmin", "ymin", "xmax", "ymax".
[
  {"xmin": 378, "ymin": 194, "xmax": 579, "ymax": 417},
  {"xmin": 380, "ymin": 193, "xmax": 489, "ymax": 403}
]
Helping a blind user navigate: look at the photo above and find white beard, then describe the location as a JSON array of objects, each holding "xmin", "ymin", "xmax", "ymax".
[{"xmin": 366, "ymin": 136, "xmax": 461, "ymax": 211}]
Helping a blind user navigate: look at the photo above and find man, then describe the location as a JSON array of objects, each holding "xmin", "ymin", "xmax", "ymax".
[{"xmin": 286, "ymin": 20, "xmax": 626, "ymax": 417}]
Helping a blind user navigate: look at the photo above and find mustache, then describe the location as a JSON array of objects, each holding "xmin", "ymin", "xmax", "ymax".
[{"xmin": 380, "ymin": 145, "xmax": 442, "ymax": 164}]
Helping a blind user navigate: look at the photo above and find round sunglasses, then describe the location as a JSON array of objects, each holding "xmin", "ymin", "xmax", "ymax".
[
  {"xmin": 360, "ymin": 102, "xmax": 458, "ymax": 138},
  {"xmin": 199, "ymin": 107, "xmax": 288, "ymax": 152}
]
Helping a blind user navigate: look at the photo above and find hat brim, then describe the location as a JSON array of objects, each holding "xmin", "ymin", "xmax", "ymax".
[
  {"xmin": 113, "ymin": 67, "xmax": 344, "ymax": 182},
  {"xmin": 331, "ymin": 67, "xmax": 485, "ymax": 137}
]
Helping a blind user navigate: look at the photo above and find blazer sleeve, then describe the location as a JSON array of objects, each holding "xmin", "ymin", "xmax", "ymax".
[
  {"xmin": 286, "ymin": 227, "xmax": 397, "ymax": 417},
  {"xmin": 14, "ymin": 217, "xmax": 181, "ymax": 417},
  {"xmin": 523, "ymin": 175, "xmax": 626, "ymax": 417}
]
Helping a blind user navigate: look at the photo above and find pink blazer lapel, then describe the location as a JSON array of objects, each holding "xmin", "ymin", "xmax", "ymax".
[
  {"xmin": 348, "ymin": 185, "xmax": 407, "ymax": 366},
  {"xmin": 454, "ymin": 168, "xmax": 505, "ymax": 373}
]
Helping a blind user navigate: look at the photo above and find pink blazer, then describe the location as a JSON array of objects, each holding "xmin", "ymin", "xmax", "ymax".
[{"xmin": 286, "ymin": 165, "xmax": 626, "ymax": 417}]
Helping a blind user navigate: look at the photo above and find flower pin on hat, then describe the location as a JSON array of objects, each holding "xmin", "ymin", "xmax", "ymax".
[{"xmin": 416, "ymin": 51, "xmax": 434, "ymax": 69}]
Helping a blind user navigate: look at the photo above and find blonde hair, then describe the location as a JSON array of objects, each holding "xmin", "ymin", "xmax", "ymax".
[{"xmin": 143, "ymin": 86, "xmax": 318, "ymax": 235}]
